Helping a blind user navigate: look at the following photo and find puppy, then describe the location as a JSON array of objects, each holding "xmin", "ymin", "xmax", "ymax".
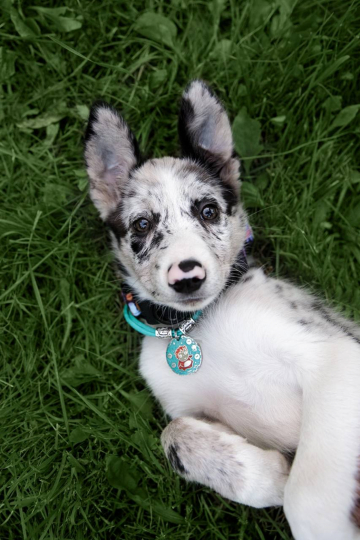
[{"xmin": 84, "ymin": 80, "xmax": 360, "ymax": 540}]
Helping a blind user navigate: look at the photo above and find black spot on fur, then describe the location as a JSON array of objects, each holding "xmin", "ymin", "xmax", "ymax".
[
  {"xmin": 106, "ymin": 206, "xmax": 127, "ymax": 239},
  {"xmin": 298, "ymin": 319, "xmax": 310, "ymax": 326},
  {"xmin": 167, "ymin": 444, "xmax": 187, "ymax": 474},
  {"xmin": 219, "ymin": 178, "xmax": 238, "ymax": 215},
  {"xmin": 152, "ymin": 212, "xmax": 161, "ymax": 226},
  {"xmin": 290, "ymin": 301, "xmax": 297, "ymax": 310},
  {"xmin": 149, "ymin": 231, "xmax": 164, "ymax": 251},
  {"xmin": 276, "ymin": 284, "xmax": 283, "ymax": 293},
  {"xmin": 191, "ymin": 201, "xmax": 202, "ymax": 222},
  {"xmin": 130, "ymin": 238, "xmax": 144, "ymax": 254},
  {"xmin": 138, "ymin": 248, "xmax": 151, "ymax": 263},
  {"xmin": 155, "ymin": 264, "xmax": 160, "ymax": 270},
  {"xmin": 312, "ymin": 301, "xmax": 360, "ymax": 345}
]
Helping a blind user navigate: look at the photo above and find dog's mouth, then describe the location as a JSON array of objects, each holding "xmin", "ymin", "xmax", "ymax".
[
  {"xmin": 158, "ymin": 292, "xmax": 218, "ymax": 312},
  {"xmin": 176, "ymin": 296, "xmax": 208, "ymax": 304}
]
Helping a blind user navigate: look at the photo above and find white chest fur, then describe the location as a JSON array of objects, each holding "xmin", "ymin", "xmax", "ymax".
[{"xmin": 139, "ymin": 268, "xmax": 313, "ymax": 452}]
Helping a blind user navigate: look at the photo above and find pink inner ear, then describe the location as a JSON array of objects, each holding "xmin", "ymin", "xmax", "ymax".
[
  {"xmin": 103, "ymin": 165, "xmax": 121, "ymax": 184},
  {"xmin": 99, "ymin": 167, "xmax": 123, "ymax": 206},
  {"xmin": 168, "ymin": 265, "xmax": 206, "ymax": 285},
  {"xmin": 198, "ymin": 117, "xmax": 216, "ymax": 150}
]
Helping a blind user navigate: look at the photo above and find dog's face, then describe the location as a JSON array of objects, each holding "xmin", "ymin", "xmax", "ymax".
[{"xmin": 85, "ymin": 81, "xmax": 247, "ymax": 312}]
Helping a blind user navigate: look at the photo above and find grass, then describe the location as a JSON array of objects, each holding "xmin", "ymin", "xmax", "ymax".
[{"xmin": 1, "ymin": 0, "xmax": 359, "ymax": 538}]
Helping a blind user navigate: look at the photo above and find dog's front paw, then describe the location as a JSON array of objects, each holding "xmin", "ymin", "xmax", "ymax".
[{"xmin": 161, "ymin": 417, "xmax": 290, "ymax": 508}]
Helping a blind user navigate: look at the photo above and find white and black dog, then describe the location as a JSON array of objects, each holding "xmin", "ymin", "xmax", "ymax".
[{"xmin": 84, "ymin": 80, "xmax": 360, "ymax": 539}]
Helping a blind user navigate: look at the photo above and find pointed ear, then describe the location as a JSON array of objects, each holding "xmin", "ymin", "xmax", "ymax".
[
  {"xmin": 84, "ymin": 102, "xmax": 141, "ymax": 221},
  {"xmin": 178, "ymin": 80, "xmax": 240, "ymax": 191}
]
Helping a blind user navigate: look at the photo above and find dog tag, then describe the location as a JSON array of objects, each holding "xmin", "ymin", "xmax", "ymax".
[{"xmin": 166, "ymin": 335, "xmax": 202, "ymax": 375}]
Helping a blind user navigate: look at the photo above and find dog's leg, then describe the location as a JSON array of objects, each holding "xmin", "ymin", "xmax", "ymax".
[
  {"xmin": 161, "ymin": 417, "xmax": 290, "ymax": 508},
  {"xmin": 284, "ymin": 342, "xmax": 360, "ymax": 540}
]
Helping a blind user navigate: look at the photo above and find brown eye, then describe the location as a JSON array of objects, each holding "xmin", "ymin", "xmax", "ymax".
[
  {"xmin": 133, "ymin": 218, "xmax": 150, "ymax": 233},
  {"xmin": 201, "ymin": 204, "xmax": 218, "ymax": 221}
]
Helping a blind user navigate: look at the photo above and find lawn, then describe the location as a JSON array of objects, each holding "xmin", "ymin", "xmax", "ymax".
[{"xmin": 1, "ymin": 1, "xmax": 359, "ymax": 538}]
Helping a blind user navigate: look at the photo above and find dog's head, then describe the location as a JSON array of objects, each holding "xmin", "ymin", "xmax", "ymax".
[{"xmin": 84, "ymin": 81, "xmax": 248, "ymax": 312}]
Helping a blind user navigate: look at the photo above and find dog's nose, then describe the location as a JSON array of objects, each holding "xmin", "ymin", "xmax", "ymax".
[
  {"xmin": 178, "ymin": 259, "xmax": 201, "ymax": 272},
  {"xmin": 168, "ymin": 260, "xmax": 206, "ymax": 294}
]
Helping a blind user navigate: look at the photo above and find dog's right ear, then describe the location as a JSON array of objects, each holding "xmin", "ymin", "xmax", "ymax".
[
  {"xmin": 84, "ymin": 102, "xmax": 140, "ymax": 221},
  {"xmin": 178, "ymin": 80, "xmax": 240, "ymax": 193}
]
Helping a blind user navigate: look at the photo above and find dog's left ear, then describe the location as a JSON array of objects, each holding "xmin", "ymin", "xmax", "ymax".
[
  {"xmin": 178, "ymin": 80, "xmax": 240, "ymax": 191},
  {"xmin": 84, "ymin": 101, "xmax": 140, "ymax": 221}
]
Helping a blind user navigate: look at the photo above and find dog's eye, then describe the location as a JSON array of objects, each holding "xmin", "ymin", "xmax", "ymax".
[
  {"xmin": 133, "ymin": 218, "xmax": 150, "ymax": 233},
  {"xmin": 201, "ymin": 204, "xmax": 218, "ymax": 221}
]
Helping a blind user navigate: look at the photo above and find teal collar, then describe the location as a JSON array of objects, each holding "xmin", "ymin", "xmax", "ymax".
[
  {"xmin": 123, "ymin": 304, "xmax": 204, "ymax": 375},
  {"xmin": 123, "ymin": 304, "xmax": 202, "ymax": 339}
]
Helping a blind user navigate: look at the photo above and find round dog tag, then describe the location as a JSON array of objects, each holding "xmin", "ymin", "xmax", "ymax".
[{"xmin": 166, "ymin": 335, "xmax": 202, "ymax": 375}]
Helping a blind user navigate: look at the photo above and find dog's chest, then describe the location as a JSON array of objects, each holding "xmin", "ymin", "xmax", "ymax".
[{"xmin": 139, "ymin": 278, "xmax": 304, "ymax": 452}]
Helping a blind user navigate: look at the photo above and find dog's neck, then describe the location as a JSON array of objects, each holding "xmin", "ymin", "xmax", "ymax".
[{"xmin": 121, "ymin": 247, "xmax": 251, "ymax": 328}]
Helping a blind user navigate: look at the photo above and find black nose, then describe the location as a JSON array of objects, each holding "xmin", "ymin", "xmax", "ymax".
[
  {"xmin": 169, "ymin": 276, "xmax": 206, "ymax": 294},
  {"xmin": 178, "ymin": 259, "xmax": 202, "ymax": 273}
]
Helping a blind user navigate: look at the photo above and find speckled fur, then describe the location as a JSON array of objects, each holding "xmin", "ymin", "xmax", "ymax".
[{"xmin": 85, "ymin": 80, "xmax": 360, "ymax": 540}]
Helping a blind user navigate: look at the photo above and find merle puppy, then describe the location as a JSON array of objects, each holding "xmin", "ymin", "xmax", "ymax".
[{"xmin": 84, "ymin": 80, "xmax": 360, "ymax": 540}]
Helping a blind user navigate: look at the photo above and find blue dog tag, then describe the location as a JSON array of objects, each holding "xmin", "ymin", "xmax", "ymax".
[{"xmin": 166, "ymin": 335, "xmax": 202, "ymax": 375}]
